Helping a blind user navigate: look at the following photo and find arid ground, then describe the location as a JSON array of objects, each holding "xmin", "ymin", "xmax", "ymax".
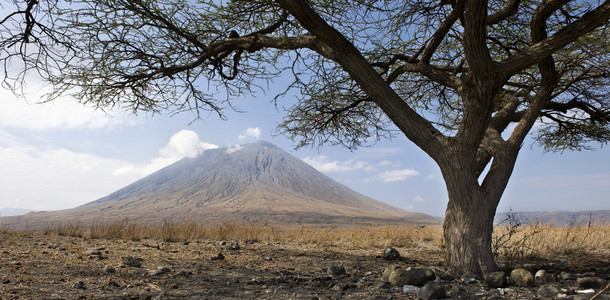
[{"xmin": 1, "ymin": 222, "xmax": 609, "ymax": 299}]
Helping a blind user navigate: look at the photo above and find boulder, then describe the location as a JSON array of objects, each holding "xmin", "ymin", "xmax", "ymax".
[
  {"xmin": 510, "ymin": 268, "xmax": 534, "ymax": 287},
  {"xmin": 382, "ymin": 246, "xmax": 400, "ymax": 260},
  {"xmin": 388, "ymin": 267, "xmax": 435, "ymax": 287},
  {"xmin": 417, "ymin": 281, "xmax": 446, "ymax": 300},
  {"xmin": 537, "ymin": 284, "xmax": 560, "ymax": 298},
  {"xmin": 486, "ymin": 271, "xmax": 507, "ymax": 288}
]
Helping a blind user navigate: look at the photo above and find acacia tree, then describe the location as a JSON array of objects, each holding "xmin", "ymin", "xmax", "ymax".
[{"xmin": 2, "ymin": 0, "xmax": 609, "ymax": 276}]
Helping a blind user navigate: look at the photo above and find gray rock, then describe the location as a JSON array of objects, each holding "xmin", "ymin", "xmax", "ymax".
[
  {"xmin": 561, "ymin": 271, "xmax": 577, "ymax": 281},
  {"xmin": 122, "ymin": 256, "xmax": 143, "ymax": 268},
  {"xmin": 383, "ymin": 264, "xmax": 400, "ymax": 281},
  {"xmin": 535, "ymin": 270, "xmax": 555, "ymax": 285},
  {"xmin": 402, "ymin": 285, "xmax": 421, "ymax": 295},
  {"xmin": 375, "ymin": 281, "xmax": 391, "ymax": 289},
  {"xmin": 577, "ymin": 277, "xmax": 602, "ymax": 289},
  {"xmin": 461, "ymin": 273, "xmax": 480, "ymax": 284},
  {"xmin": 327, "ymin": 264, "xmax": 346, "ymax": 276},
  {"xmin": 149, "ymin": 266, "xmax": 170, "ymax": 276},
  {"xmin": 417, "ymin": 281, "xmax": 446, "ymax": 300},
  {"xmin": 225, "ymin": 241, "xmax": 240, "ymax": 251},
  {"xmin": 173, "ymin": 270, "xmax": 193, "ymax": 277},
  {"xmin": 388, "ymin": 267, "xmax": 435, "ymax": 287},
  {"xmin": 537, "ymin": 284, "xmax": 560, "ymax": 298},
  {"xmin": 576, "ymin": 288, "xmax": 596, "ymax": 294},
  {"xmin": 103, "ymin": 265, "xmax": 116, "ymax": 274},
  {"xmin": 73, "ymin": 280, "xmax": 86, "ymax": 289},
  {"xmin": 148, "ymin": 269, "xmax": 165, "ymax": 276},
  {"xmin": 510, "ymin": 268, "xmax": 534, "ymax": 287},
  {"xmin": 383, "ymin": 246, "xmax": 400, "ymax": 260},
  {"xmin": 486, "ymin": 271, "xmax": 507, "ymax": 288},
  {"xmin": 210, "ymin": 253, "xmax": 225, "ymax": 261}
]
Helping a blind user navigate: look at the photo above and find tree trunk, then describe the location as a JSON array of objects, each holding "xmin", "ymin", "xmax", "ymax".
[{"xmin": 441, "ymin": 161, "xmax": 501, "ymax": 277}]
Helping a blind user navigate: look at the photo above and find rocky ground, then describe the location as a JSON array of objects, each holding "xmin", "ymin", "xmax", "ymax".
[{"xmin": 0, "ymin": 230, "xmax": 608, "ymax": 299}]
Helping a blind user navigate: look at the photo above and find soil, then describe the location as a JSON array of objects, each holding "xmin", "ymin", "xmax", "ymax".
[{"xmin": 0, "ymin": 231, "xmax": 608, "ymax": 299}]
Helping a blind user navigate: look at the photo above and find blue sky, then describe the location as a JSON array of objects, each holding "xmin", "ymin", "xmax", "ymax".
[{"xmin": 0, "ymin": 76, "xmax": 608, "ymax": 218}]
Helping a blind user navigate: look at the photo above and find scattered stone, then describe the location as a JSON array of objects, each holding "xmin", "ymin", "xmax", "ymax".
[
  {"xmin": 85, "ymin": 249, "xmax": 102, "ymax": 256},
  {"xmin": 561, "ymin": 271, "xmax": 577, "ymax": 281},
  {"xmin": 461, "ymin": 273, "xmax": 480, "ymax": 284},
  {"xmin": 417, "ymin": 281, "xmax": 446, "ymax": 300},
  {"xmin": 122, "ymin": 256, "xmax": 143, "ymax": 268},
  {"xmin": 148, "ymin": 269, "xmax": 165, "ymax": 276},
  {"xmin": 210, "ymin": 253, "xmax": 225, "ymax": 261},
  {"xmin": 73, "ymin": 280, "xmax": 86, "ymax": 289},
  {"xmin": 264, "ymin": 256, "xmax": 273, "ymax": 261},
  {"xmin": 374, "ymin": 281, "xmax": 391, "ymax": 289},
  {"xmin": 576, "ymin": 277, "xmax": 602, "ymax": 289},
  {"xmin": 383, "ymin": 264, "xmax": 400, "ymax": 281},
  {"xmin": 432, "ymin": 268, "xmax": 454, "ymax": 281},
  {"xmin": 576, "ymin": 288, "xmax": 596, "ymax": 294},
  {"xmin": 103, "ymin": 265, "xmax": 116, "ymax": 274},
  {"xmin": 388, "ymin": 267, "xmax": 435, "ymax": 287},
  {"xmin": 1, "ymin": 277, "xmax": 10, "ymax": 284},
  {"xmin": 486, "ymin": 271, "xmax": 507, "ymax": 288},
  {"xmin": 537, "ymin": 284, "xmax": 560, "ymax": 298},
  {"xmin": 535, "ymin": 270, "xmax": 555, "ymax": 285},
  {"xmin": 382, "ymin": 246, "xmax": 400, "ymax": 260},
  {"xmin": 510, "ymin": 268, "xmax": 534, "ymax": 287},
  {"xmin": 332, "ymin": 282, "xmax": 349, "ymax": 291},
  {"xmin": 402, "ymin": 284, "xmax": 421, "ymax": 295},
  {"xmin": 327, "ymin": 264, "xmax": 346, "ymax": 276},
  {"xmin": 173, "ymin": 270, "xmax": 193, "ymax": 277},
  {"xmin": 228, "ymin": 241, "xmax": 240, "ymax": 250}
]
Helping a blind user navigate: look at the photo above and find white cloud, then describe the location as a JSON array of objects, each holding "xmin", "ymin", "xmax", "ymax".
[
  {"xmin": 0, "ymin": 129, "xmax": 219, "ymax": 211},
  {"xmin": 226, "ymin": 144, "xmax": 243, "ymax": 154},
  {"xmin": 114, "ymin": 130, "xmax": 218, "ymax": 176},
  {"xmin": 238, "ymin": 127, "xmax": 261, "ymax": 141},
  {"xmin": 303, "ymin": 155, "xmax": 371, "ymax": 173},
  {"xmin": 0, "ymin": 88, "xmax": 136, "ymax": 130},
  {"xmin": 159, "ymin": 130, "xmax": 218, "ymax": 159},
  {"xmin": 0, "ymin": 143, "xmax": 141, "ymax": 211},
  {"xmin": 373, "ymin": 168, "xmax": 420, "ymax": 182},
  {"xmin": 413, "ymin": 195, "xmax": 426, "ymax": 203}
]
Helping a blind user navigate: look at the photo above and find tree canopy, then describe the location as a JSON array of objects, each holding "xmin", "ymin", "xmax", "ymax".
[{"xmin": 2, "ymin": 0, "xmax": 609, "ymax": 275}]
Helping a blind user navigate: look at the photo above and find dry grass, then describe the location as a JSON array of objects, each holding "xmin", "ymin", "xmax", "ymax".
[
  {"xmin": 36, "ymin": 219, "xmax": 609, "ymax": 260},
  {"xmin": 38, "ymin": 219, "xmax": 440, "ymax": 248},
  {"xmin": 493, "ymin": 222, "xmax": 610, "ymax": 256}
]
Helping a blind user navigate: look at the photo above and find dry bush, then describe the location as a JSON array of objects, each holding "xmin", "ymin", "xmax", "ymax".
[
  {"xmin": 42, "ymin": 222, "xmax": 85, "ymax": 237},
  {"xmin": 492, "ymin": 218, "xmax": 610, "ymax": 268},
  {"xmin": 36, "ymin": 219, "xmax": 608, "ymax": 262}
]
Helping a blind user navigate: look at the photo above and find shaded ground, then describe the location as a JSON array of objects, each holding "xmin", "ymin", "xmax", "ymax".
[{"xmin": 0, "ymin": 230, "xmax": 608, "ymax": 299}]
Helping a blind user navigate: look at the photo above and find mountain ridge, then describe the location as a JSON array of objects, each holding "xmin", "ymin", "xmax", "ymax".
[{"xmin": 1, "ymin": 141, "xmax": 438, "ymax": 228}]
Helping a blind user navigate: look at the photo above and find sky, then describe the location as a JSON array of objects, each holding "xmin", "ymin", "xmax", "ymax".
[{"xmin": 0, "ymin": 77, "xmax": 609, "ymax": 218}]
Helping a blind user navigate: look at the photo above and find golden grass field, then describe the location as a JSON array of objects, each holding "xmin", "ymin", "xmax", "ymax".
[{"xmin": 25, "ymin": 219, "xmax": 609, "ymax": 265}]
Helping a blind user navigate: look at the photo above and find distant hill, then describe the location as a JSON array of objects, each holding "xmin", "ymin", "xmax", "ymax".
[
  {"xmin": 1, "ymin": 141, "xmax": 439, "ymax": 229},
  {"xmin": 0, "ymin": 207, "xmax": 35, "ymax": 217},
  {"xmin": 494, "ymin": 210, "xmax": 610, "ymax": 226}
]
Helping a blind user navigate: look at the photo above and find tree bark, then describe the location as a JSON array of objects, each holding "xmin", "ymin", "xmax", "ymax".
[{"xmin": 441, "ymin": 158, "xmax": 501, "ymax": 276}]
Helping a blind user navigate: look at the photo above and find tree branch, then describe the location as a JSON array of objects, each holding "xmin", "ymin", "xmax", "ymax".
[
  {"xmin": 486, "ymin": 0, "xmax": 521, "ymax": 25},
  {"xmin": 421, "ymin": 0, "xmax": 464, "ymax": 64},
  {"xmin": 502, "ymin": 0, "xmax": 610, "ymax": 76}
]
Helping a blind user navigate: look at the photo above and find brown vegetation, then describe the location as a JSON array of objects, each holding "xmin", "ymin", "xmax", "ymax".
[{"xmin": 32, "ymin": 219, "xmax": 610, "ymax": 264}]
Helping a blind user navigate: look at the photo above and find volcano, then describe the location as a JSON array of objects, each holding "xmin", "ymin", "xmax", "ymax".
[{"xmin": 2, "ymin": 141, "xmax": 438, "ymax": 227}]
